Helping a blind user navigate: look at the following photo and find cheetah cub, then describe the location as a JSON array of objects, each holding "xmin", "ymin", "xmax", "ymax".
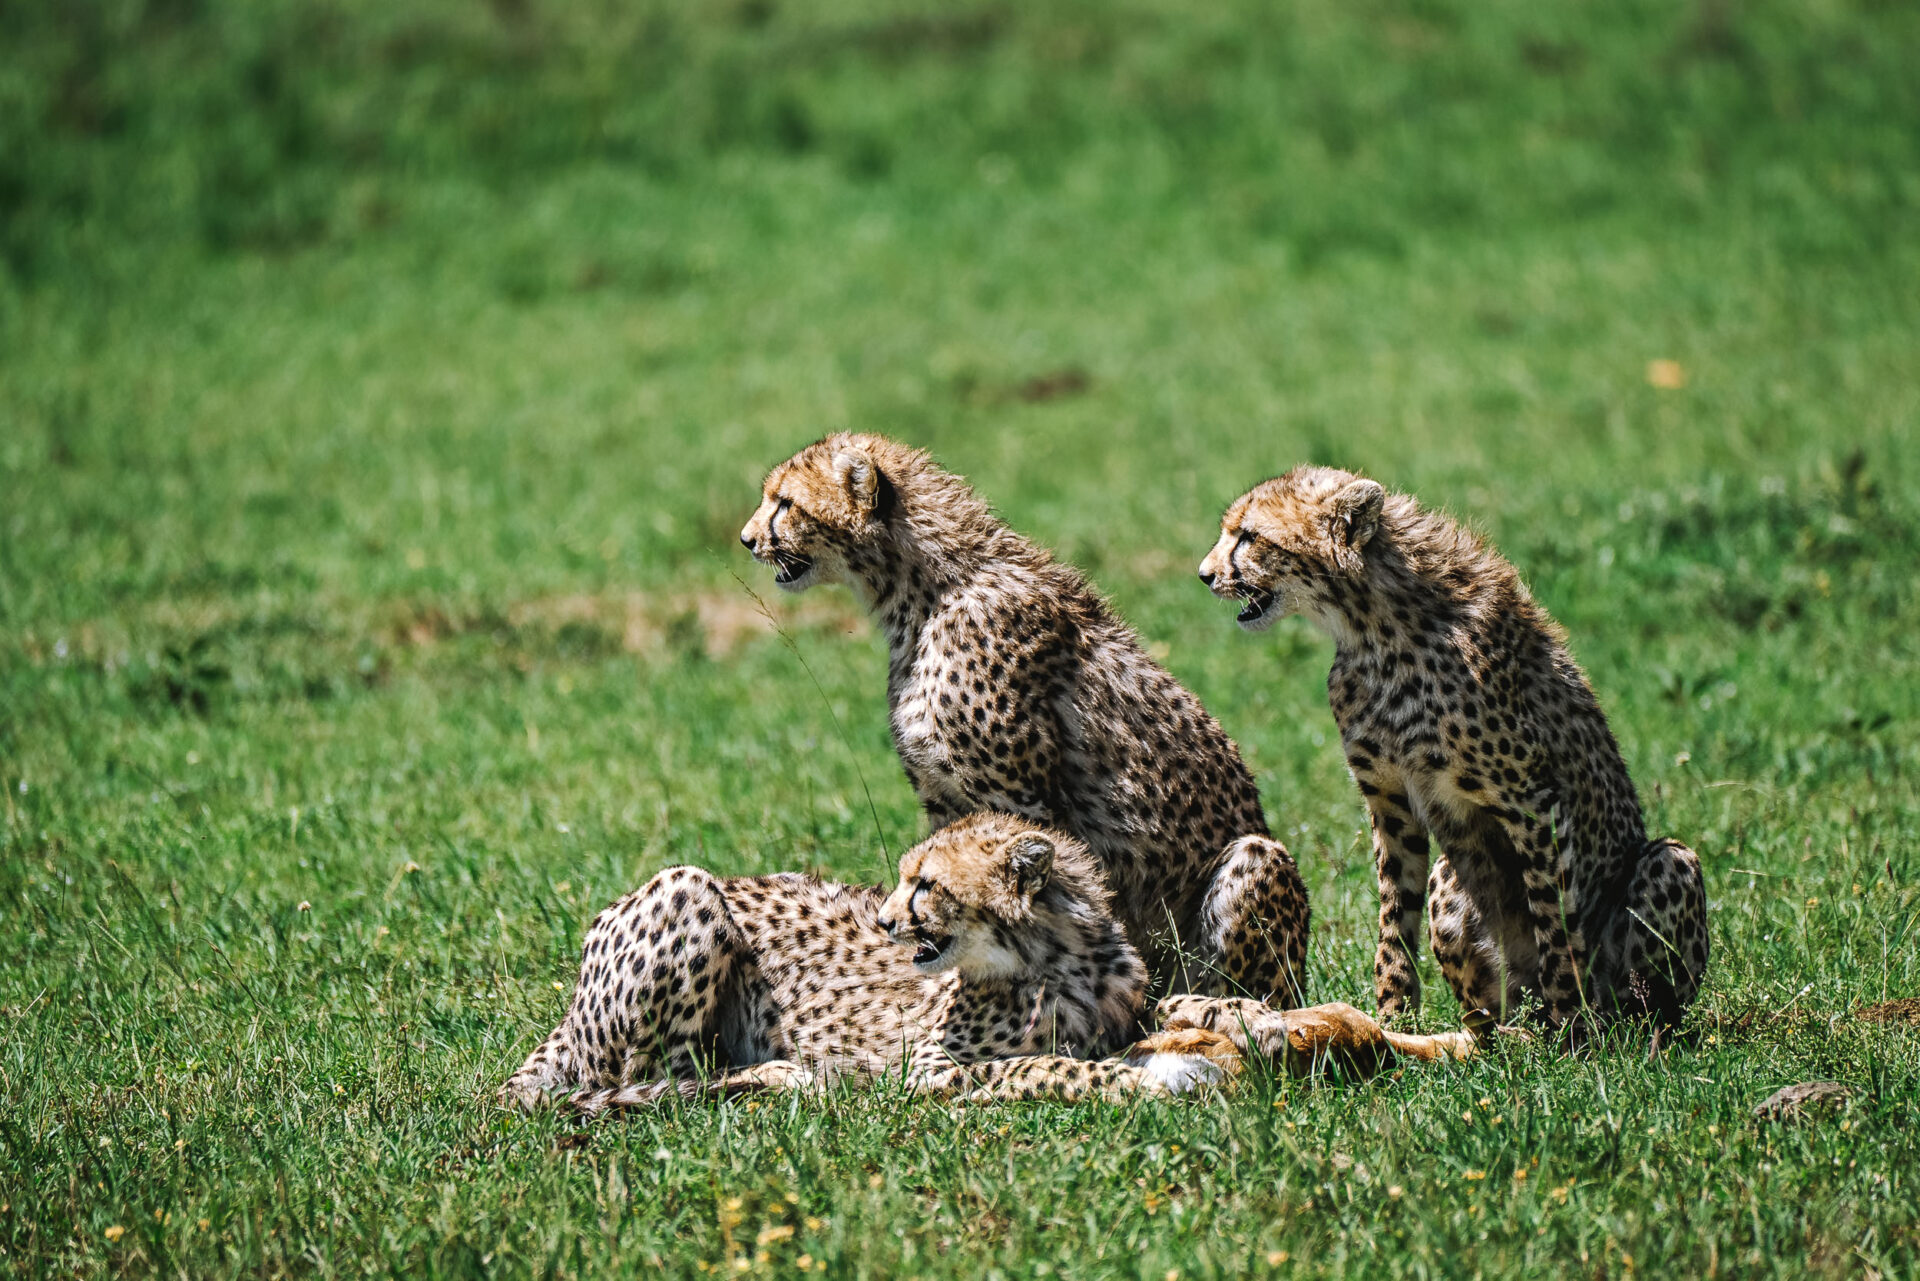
[
  {"xmin": 1199, "ymin": 468, "xmax": 1709, "ymax": 1032},
  {"xmin": 500, "ymin": 814, "xmax": 1235, "ymax": 1113},
  {"xmin": 741, "ymin": 435, "xmax": 1309, "ymax": 1005}
]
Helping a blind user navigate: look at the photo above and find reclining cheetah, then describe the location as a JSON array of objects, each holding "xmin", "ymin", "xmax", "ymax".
[
  {"xmin": 1198, "ymin": 467, "xmax": 1709, "ymax": 1032},
  {"xmin": 740, "ymin": 435, "xmax": 1309, "ymax": 1005},
  {"xmin": 501, "ymin": 813, "xmax": 1476, "ymax": 1113},
  {"xmin": 501, "ymin": 814, "xmax": 1223, "ymax": 1112}
]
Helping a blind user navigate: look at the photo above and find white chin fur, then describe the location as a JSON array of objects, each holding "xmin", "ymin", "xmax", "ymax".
[
  {"xmin": 1236, "ymin": 607, "xmax": 1281, "ymax": 633},
  {"xmin": 1131, "ymin": 1052, "xmax": 1230, "ymax": 1095},
  {"xmin": 947, "ymin": 932, "xmax": 1026, "ymax": 980}
]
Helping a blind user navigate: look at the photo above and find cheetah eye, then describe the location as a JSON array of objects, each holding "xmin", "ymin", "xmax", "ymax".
[
  {"xmin": 775, "ymin": 497, "xmax": 792, "ymax": 515},
  {"xmin": 1234, "ymin": 530, "xmax": 1255, "ymax": 551}
]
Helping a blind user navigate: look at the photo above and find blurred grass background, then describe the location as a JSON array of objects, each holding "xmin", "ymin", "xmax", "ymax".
[{"xmin": 2, "ymin": 0, "xmax": 1918, "ymax": 1276}]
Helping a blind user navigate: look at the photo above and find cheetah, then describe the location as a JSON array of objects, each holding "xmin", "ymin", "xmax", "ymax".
[
  {"xmin": 740, "ymin": 434, "xmax": 1310, "ymax": 1006},
  {"xmin": 499, "ymin": 813, "xmax": 1236, "ymax": 1112},
  {"xmin": 1198, "ymin": 467, "xmax": 1709, "ymax": 1034}
]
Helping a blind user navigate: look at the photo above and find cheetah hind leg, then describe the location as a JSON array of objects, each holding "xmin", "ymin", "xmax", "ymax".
[
  {"xmin": 1602, "ymin": 838, "xmax": 1710, "ymax": 1028},
  {"xmin": 498, "ymin": 1025, "xmax": 582, "ymax": 1112},
  {"xmin": 1198, "ymin": 835, "xmax": 1312, "ymax": 1009},
  {"xmin": 498, "ymin": 865, "xmax": 747, "ymax": 1113}
]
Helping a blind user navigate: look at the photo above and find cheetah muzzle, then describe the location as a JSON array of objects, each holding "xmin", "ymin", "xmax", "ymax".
[
  {"xmin": 771, "ymin": 550, "xmax": 814, "ymax": 588},
  {"xmin": 893, "ymin": 923, "xmax": 954, "ymax": 972},
  {"xmin": 1234, "ymin": 587, "xmax": 1276, "ymax": 629}
]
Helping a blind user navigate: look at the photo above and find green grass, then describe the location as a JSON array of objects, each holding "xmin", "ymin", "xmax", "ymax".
[{"xmin": 3, "ymin": 0, "xmax": 1919, "ymax": 1275}]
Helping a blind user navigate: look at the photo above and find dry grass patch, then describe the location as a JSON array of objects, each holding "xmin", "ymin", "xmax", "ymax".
[{"xmin": 392, "ymin": 588, "xmax": 869, "ymax": 661}]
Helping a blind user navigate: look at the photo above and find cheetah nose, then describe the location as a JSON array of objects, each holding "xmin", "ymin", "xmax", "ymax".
[
  {"xmin": 1198, "ymin": 569, "xmax": 1217, "ymax": 587},
  {"xmin": 739, "ymin": 531, "xmax": 755, "ymax": 550}
]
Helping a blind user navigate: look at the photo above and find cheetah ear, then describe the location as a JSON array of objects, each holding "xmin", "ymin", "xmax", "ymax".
[
  {"xmin": 1003, "ymin": 834, "xmax": 1055, "ymax": 902},
  {"xmin": 832, "ymin": 448, "xmax": 887, "ymax": 516},
  {"xmin": 1330, "ymin": 478, "xmax": 1385, "ymax": 550}
]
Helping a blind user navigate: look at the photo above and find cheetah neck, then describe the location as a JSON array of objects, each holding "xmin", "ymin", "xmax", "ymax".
[
  {"xmin": 1313, "ymin": 508, "xmax": 1530, "ymax": 657},
  {"xmin": 1305, "ymin": 551, "xmax": 1466, "ymax": 657},
  {"xmin": 847, "ymin": 537, "xmax": 948, "ymax": 651},
  {"xmin": 951, "ymin": 902, "xmax": 1142, "ymax": 1049},
  {"xmin": 846, "ymin": 504, "xmax": 1049, "ymax": 653},
  {"xmin": 1299, "ymin": 576, "xmax": 1399, "ymax": 655}
]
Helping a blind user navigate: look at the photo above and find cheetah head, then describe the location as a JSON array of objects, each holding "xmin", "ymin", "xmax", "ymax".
[
  {"xmin": 740, "ymin": 433, "xmax": 901, "ymax": 593},
  {"xmin": 1198, "ymin": 466, "xmax": 1385, "ymax": 631},
  {"xmin": 877, "ymin": 814, "xmax": 1106, "ymax": 979}
]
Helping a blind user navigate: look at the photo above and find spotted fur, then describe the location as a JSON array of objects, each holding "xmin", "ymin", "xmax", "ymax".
[
  {"xmin": 1199, "ymin": 467, "xmax": 1709, "ymax": 1032},
  {"xmin": 740, "ymin": 434, "xmax": 1310, "ymax": 1004},
  {"xmin": 499, "ymin": 814, "xmax": 1206, "ymax": 1112}
]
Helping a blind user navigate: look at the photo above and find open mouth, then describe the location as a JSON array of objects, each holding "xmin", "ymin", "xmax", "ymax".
[
  {"xmin": 1236, "ymin": 590, "xmax": 1275, "ymax": 625},
  {"xmin": 910, "ymin": 934, "xmax": 952, "ymax": 969},
  {"xmin": 772, "ymin": 553, "xmax": 814, "ymax": 586}
]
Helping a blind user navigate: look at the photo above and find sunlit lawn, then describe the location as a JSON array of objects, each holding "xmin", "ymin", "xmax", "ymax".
[{"xmin": 3, "ymin": 0, "xmax": 1918, "ymax": 1275}]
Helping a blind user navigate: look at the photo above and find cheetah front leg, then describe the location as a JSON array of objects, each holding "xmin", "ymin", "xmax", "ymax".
[
  {"xmin": 1492, "ymin": 804, "xmax": 1591, "ymax": 1031},
  {"xmin": 1356, "ymin": 771, "xmax": 1433, "ymax": 1020},
  {"xmin": 1427, "ymin": 855, "xmax": 1513, "ymax": 1020},
  {"xmin": 900, "ymin": 1000, "xmax": 1205, "ymax": 1105},
  {"xmin": 1197, "ymin": 835, "xmax": 1311, "ymax": 1008},
  {"xmin": 910, "ymin": 1055, "xmax": 1190, "ymax": 1104},
  {"xmin": 567, "ymin": 1061, "xmax": 821, "ymax": 1116}
]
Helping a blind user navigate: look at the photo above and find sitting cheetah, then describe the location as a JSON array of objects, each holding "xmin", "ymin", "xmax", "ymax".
[
  {"xmin": 500, "ymin": 814, "xmax": 1229, "ymax": 1112},
  {"xmin": 740, "ymin": 435, "xmax": 1309, "ymax": 1005},
  {"xmin": 1198, "ymin": 467, "xmax": 1709, "ymax": 1032}
]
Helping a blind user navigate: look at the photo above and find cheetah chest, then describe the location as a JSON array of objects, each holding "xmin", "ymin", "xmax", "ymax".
[{"xmin": 890, "ymin": 634, "xmax": 983, "ymax": 810}]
